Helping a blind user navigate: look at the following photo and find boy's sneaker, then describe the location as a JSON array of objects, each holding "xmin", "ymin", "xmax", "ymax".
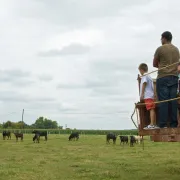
[{"xmin": 143, "ymin": 125, "xmax": 155, "ymax": 130}]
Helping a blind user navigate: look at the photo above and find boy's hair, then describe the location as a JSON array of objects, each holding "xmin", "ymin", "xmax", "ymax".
[
  {"xmin": 177, "ymin": 62, "xmax": 180, "ymax": 66},
  {"xmin": 139, "ymin": 63, "xmax": 148, "ymax": 72}
]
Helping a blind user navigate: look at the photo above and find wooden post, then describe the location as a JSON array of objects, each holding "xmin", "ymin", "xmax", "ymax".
[{"xmin": 137, "ymin": 74, "xmax": 141, "ymax": 97}]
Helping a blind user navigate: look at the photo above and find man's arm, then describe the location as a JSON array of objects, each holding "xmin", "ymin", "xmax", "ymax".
[
  {"xmin": 153, "ymin": 58, "xmax": 159, "ymax": 68},
  {"xmin": 153, "ymin": 48, "xmax": 160, "ymax": 68}
]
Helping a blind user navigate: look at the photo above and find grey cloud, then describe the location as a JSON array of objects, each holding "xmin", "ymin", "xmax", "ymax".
[
  {"xmin": 0, "ymin": 69, "xmax": 35, "ymax": 86},
  {"xmin": 38, "ymin": 43, "xmax": 90, "ymax": 57},
  {"xmin": 25, "ymin": 102, "xmax": 61, "ymax": 111},
  {"xmin": 25, "ymin": 101, "xmax": 78, "ymax": 113},
  {"xmin": 107, "ymin": 95, "xmax": 136, "ymax": 101},
  {"xmin": 57, "ymin": 83, "xmax": 86, "ymax": 89},
  {"xmin": 86, "ymin": 59, "xmax": 138, "ymax": 96},
  {"xmin": 0, "ymin": 69, "xmax": 31, "ymax": 82},
  {"xmin": 34, "ymin": 97, "xmax": 56, "ymax": 102},
  {"xmin": 57, "ymin": 107, "xmax": 78, "ymax": 113},
  {"xmin": 38, "ymin": 74, "xmax": 53, "ymax": 82},
  {"xmin": 0, "ymin": 91, "xmax": 56, "ymax": 103},
  {"xmin": 0, "ymin": 91, "xmax": 30, "ymax": 103},
  {"xmin": 11, "ymin": 80, "xmax": 35, "ymax": 87},
  {"xmin": 90, "ymin": 88, "xmax": 121, "ymax": 97},
  {"xmin": 16, "ymin": 0, "xmax": 149, "ymax": 28},
  {"xmin": 57, "ymin": 59, "xmax": 136, "ymax": 97}
]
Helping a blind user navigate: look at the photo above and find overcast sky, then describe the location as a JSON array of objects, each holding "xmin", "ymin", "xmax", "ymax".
[{"xmin": 0, "ymin": 0, "xmax": 180, "ymax": 130}]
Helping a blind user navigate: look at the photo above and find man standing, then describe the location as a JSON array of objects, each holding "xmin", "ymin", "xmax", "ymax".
[{"xmin": 153, "ymin": 31, "xmax": 180, "ymax": 128}]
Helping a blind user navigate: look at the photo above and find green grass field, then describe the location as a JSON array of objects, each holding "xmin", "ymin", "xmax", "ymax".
[{"xmin": 0, "ymin": 134, "xmax": 180, "ymax": 180}]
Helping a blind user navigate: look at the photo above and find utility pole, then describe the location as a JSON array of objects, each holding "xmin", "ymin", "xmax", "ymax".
[{"xmin": 22, "ymin": 109, "xmax": 24, "ymax": 129}]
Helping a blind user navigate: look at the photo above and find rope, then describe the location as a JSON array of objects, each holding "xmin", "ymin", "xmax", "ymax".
[
  {"xmin": 140, "ymin": 61, "xmax": 179, "ymax": 77},
  {"xmin": 130, "ymin": 106, "xmax": 138, "ymax": 128},
  {"xmin": 135, "ymin": 104, "xmax": 139, "ymax": 125},
  {"xmin": 137, "ymin": 96, "xmax": 180, "ymax": 106},
  {"xmin": 133, "ymin": 97, "xmax": 180, "ymax": 129}
]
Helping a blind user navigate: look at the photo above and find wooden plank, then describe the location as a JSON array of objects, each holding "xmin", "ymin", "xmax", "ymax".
[{"xmin": 151, "ymin": 134, "xmax": 180, "ymax": 142}]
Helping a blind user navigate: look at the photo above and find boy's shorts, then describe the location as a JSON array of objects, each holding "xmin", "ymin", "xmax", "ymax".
[{"xmin": 144, "ymin": 98, "xmax": 155, "ymax": 110}]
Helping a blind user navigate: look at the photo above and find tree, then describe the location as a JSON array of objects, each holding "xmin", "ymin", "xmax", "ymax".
[
  {"xmin": 2, "ymin": 117, "xmax": 59, "ymax": 129},
  {"xmin": 32, "ymin": 117, "xmax": 58, "ymax": 129},
  {"xmin": 3, "ymin": 121, "xmax": 12, "ymax": 128},
  {"xmin": 32, "ymin": 117, "xmax": 44, "ymax": 129}
]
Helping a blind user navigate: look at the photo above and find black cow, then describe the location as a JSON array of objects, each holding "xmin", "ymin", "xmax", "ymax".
[
  {"xmin": 106, "ymin": 133, "xmax": 117, "ymax": 144},
  {"xmin": 32, "ymin": 130, "xmax": 47, "ymax": 141},
  {"xmin": 119, "ymin": 135, "xmax": 128, "ymax": 145},
  {"xmin": 69, "ymin": 132, "xmax": 79, "ymax": 141},
  {"xmin": 2, "ymin": 131, "xmax": 11, "ymax": 140},
  {"xmin": 33, "ymin": 133, "xmax": 40, "ymax": 143},
  {"xmin": 130, "ymin": 136, "xmax": 136, "ymax": 147},
  {"xmin": 14, "ymin": 133, "xmax": 23, "ymax": 142}
]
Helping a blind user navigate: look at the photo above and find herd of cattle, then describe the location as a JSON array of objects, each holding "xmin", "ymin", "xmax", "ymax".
[
  {"xmin": 2, "ymin": 131, "xmax": 80, "ymax": 143},
  {"xmin": 106, "ymin": 133, "xmax": 143, "ymax": 147},
  {"xmin": 2, "ymin": 131, "xmax": 142, "ymax": 147},
  {"xmin": 2, "ymin": 130, "xmax": 48, "ymax": 143}
]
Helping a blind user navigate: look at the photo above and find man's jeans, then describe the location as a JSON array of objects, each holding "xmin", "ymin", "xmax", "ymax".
[{"xmin": 156, "ymin": 76, "xmax": 178, "ymax": 128}]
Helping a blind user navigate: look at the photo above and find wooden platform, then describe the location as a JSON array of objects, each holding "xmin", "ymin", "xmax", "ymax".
[
  {"xmin": 139, "ymin": 128, "xmax": 180, "ymax": 142},
  {"xmin": 135, "ymin": 76, "xmax": 180, "ymax": 142},
  {"xmin": 152, "ymin": 135, "xmax": 180, "ymax": 142},
  {"xmin": 139, "ymin": 128, "xmax": 180, "ymax": 136}
]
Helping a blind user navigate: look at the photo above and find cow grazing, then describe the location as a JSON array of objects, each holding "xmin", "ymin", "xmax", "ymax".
[
  {"xmin": 14, "ymin": 133, "xmax": 23, "ymax": 142},
  {"xmin": 32, "ymin": 130, "xmax": 47, "ymax": 141},
  {"xmin": 106, "ymin": 133, "xmax": 117, "ymax": 144},
  {"xmin": 2, "ymin": 131, "xmax": 11, "ymax": 140},
  {"xmin": 33, "ymin": 133, "xmax": 40, "ymax": 143},
  {"xmin": 119, "ymin": 135, "xmax": 128, "ymax": 145},
  {"xmin": 69, "ymin": 132, "xmax": 79, "ymax": 141},
  {"xmin": 130, "ymin": 136, "xmax": 136, "ymax": 147}
]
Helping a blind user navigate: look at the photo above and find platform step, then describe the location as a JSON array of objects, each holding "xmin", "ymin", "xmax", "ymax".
[
  {"xmin": 150, "ymin": 134, "xmax": 180, "ymax": 142},
  {"xmin": 139, "ymin": 128, "xmax": 180, "ymax": 136}
]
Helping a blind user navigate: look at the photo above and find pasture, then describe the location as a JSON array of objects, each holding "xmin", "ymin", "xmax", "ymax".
[{"xmin": 0, "ymin": 134, "xmax": 180, "ymax": 180}]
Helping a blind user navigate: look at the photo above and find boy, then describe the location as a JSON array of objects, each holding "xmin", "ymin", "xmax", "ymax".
[{"xmin": 138, "ymin": 63, "xmax": 158, "ymax": 129}]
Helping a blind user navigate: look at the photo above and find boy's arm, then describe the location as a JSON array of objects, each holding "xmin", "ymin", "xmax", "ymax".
[{"xmin": 140, "ymin": 82, "xmax": 147, "ymax": 100}]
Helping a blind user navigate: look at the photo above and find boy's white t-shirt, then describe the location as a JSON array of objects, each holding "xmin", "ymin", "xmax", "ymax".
[{"xmin": 140, "ymin": 74, "xmax": 154, "ymax": 99}]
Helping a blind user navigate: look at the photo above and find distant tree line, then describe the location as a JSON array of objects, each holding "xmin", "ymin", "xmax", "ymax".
[{"xmin": 0, "ymin": 116, "xmax": 63, "ymax": 129}]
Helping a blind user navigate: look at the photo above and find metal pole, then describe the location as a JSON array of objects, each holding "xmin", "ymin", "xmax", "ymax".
[{"xmin": 142, "ymin": 136, "xmax": 144, "ymax": 150}]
